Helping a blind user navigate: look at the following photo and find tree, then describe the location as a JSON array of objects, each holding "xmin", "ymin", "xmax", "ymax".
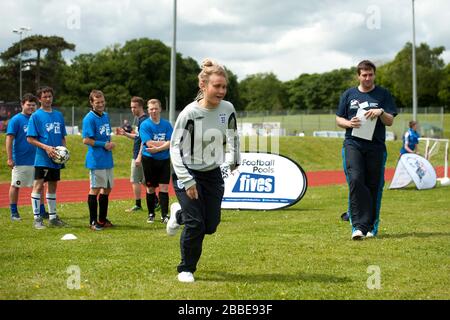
[
  {"xmin": 377, "ymin": 42, "xmax": 445, "ymax": 108},
  {"xmin": 0, "ymin": 35, "xmax": 75, "ymax": 92},
  {"xmin": 438, "ymin": 63, "xmax": 450, "ymax": 111},
  {"xmin": 58, "ymin": 38, "xmax": 203, "ymax": 110},
  {"xmin": 286, "ymin": 68, "xmax": 355, "ymax": 111},
  {"xmin": 239, "ymin": 73, "xmax": 288, "ymax": 112}
]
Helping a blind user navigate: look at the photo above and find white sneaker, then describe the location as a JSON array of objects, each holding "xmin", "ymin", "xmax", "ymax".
[
  {"xmin": 366, "ymin": 231, "xmax": 375, "ymax": 238},
  {"xmin": 351, "ymin": 230, "xmax": 365, "ymax": 240},
  {"xmin": 178, "ymin": 271, "xmax": 195, "ymax": 283},
  {"xmin": 167, "ymin": 203, "xmax": 181, "ymax": 236}
]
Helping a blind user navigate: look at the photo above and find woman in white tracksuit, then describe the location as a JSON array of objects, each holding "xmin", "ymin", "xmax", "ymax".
[{"xmin": 167, "ymin": 59, "xmax": 240, "ymax": 283}]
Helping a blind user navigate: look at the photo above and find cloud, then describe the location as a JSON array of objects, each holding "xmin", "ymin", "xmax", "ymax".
[{"xmin": 1, "ymin": 0, "xmax": 450, "ymax": 81}]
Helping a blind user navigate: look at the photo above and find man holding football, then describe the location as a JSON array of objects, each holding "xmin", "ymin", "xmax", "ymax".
[{"xmin": 27, "ymin": 86, "xmax": 68, "ymax": 229}]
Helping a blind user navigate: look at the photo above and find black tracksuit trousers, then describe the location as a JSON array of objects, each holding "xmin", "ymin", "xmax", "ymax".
[
  {"xmin": 343, "ymin": 143, "xmax": 387, "ymax": 235},
  {"xmin": 172, "ymin": 167, "xmax": 224, "ymax": 273}
]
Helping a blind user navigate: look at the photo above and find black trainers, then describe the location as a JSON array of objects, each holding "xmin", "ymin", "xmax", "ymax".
[
  {"xmin": 161, "ymin": 216, "xmax": 169, "ymax": 224},
  {"xmin": 147, "ymin": 214, "xmax": 155, "ymax": 224}
]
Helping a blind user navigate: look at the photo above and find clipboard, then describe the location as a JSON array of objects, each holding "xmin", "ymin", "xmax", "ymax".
[{"xmin": 351, "ymin": 103, "xmax": 376, "ymax": 141}]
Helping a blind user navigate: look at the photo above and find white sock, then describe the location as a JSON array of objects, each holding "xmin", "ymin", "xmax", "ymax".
[
  {"xmin": 31, "ymin": 193, "xmax": 41, "ymax": 219},
  {"xmin": 46, "ymin": 193, "xmax": 57, "ymax": 218}
]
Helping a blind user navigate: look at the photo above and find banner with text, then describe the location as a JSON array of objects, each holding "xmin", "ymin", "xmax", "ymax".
[
  {"xmin": 389, "ymin": 153, "xmax": 437, "ymax": 190},
  {"xmin": 221, "ymin": 152, "xmax": 307, "ymax": 210}
]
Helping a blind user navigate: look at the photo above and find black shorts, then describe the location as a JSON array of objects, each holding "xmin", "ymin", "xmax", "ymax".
[
  {"xmin": 142, "ymin": 157, "xmax": 171, "ymax": 188},
  {"xmin": 34, "ymin": 167, "xmax": 61, "ymax": 182}
]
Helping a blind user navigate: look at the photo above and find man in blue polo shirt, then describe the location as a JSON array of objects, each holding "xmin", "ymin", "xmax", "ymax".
[
  {"xmin": 336, "ymin": 60, "xmax": 398, "ymax": 240},
  {"xmin": 82, "ymin": 90, "xmax": 115, "ymax": 231},
  {"xmin": 139, "ymin": 99, "xmax": 173, "ymax": 224},
  {"xmin": 27, "ymin": 87, "xmax": 67, "ymax": 229},
  {"xmin": 6, "ymin": 93, "xmax": 47, "ymax": 221}
]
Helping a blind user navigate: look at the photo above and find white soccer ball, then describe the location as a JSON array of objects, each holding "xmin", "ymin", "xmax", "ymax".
[{"xmin": 52, "ymin": 146, "xmax": 70, "ymax": 164}]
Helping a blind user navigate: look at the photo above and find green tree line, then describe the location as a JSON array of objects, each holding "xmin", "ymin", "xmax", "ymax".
[{"xmin": 1, "ymin": 36, "xmax": 449, "ymax": 111}]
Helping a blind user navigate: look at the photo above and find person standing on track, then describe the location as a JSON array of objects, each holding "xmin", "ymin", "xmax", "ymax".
[{"xmin": 117, "ymin": 96, "xmax": 158, "ymax": 213}]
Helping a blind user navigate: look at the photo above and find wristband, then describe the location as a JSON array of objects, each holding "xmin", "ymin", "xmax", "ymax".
[
  {"xmin": 94, "ymin": 141, "xmax": 107, "ymax": 148},
  {"xmin": 379, "ymin": 108, "xmax": 384, "ymax": 116}
]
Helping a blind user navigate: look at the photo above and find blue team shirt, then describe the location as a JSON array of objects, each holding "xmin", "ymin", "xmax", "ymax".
[
  {"xmin": 27, "ymin": 108, "xmax": 67, "ymax": 169},
  {"xmin": 336, "ymin": 86, "xmax": 398, "ymax": 149},
  {"xmin": 139, "ymin": 118, "xmax": 173, "ymax": 160},
  {"xmin": 133, "ymin": 114, "xmax": 149, "ymax": 159},
  {"xmin": 400, "ymin": 128, "xmax": 420, "ymax": 155},
  {"xmin": 82, "ymin": 111, "xmax": 114, "ymax": 169},
  {"xmin": 6, "ymin": 113, "xmax": 36, "ymax": 166}
]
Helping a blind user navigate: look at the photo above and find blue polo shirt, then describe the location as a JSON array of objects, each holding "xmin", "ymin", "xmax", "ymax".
[
  {"xmin": 400, "ymin": 128, "xmax": 420, "ymax": 155},
  {"xmin": 82, "ymin": 111, "xmax": 114, "ymax": 169},
  {"xmin": 139, "ymin": 118, "xmax": 173, "ymax": 160},
  {"xmin": 336, "ymin": 86, "xmax": 398, "ymax": 149},
  {"xmin": 27, "ymin": 108, "xmax": 67, "ymax": 169},
  {"xmin": 6, "ymin": 113, "xmax": 36, "ymax": 165}
]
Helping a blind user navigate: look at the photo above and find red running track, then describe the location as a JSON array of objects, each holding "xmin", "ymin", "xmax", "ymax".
[{"xmin": 0, "ymin": 167, "xmax": 446, "ymax": 208}]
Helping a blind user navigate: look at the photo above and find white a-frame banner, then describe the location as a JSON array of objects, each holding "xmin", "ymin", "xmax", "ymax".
[{"xmin": 390, "ymin": 153, "xmax": 437, "ymax": 190}]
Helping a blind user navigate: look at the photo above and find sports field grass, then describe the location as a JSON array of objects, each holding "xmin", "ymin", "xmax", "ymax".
[
  {"xmin": 0, "ymin": 185, "xmax": 449, "ymax": 300},
  {"xmin": 1, "ymin": 132, "xmax": 449, "ymax": 300}
]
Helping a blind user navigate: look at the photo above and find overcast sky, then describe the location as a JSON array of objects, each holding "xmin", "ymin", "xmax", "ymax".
[{"xmin": 1, "ymin": 0, "xmax": 450, "ymax": 81}]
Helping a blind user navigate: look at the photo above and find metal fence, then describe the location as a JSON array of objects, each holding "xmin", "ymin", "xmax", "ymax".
[
  {"xmin": 235, "ymin": 107, "xmax": 445, "ymax": 139},
  {"xmin": 0, "ymin": 102, "xmax": 445, "ymax": 140}
]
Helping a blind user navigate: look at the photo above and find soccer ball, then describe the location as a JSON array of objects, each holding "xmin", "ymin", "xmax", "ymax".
[{"xmin": 52, "ymin": 146, "xmax": 70, "ymax": 164}]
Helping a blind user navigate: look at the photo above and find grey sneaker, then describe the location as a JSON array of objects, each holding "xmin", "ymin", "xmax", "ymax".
[
  {"xmin": 11, "ymin": 213, "xmax": 22, "ymax": 221},
  {"xmin": 33, "ymin": 217, "xmax": 46, "ymax": 229},
  {"xmin": 49, "ymin": 215, "xmax": 66, "ymax": 227},
  {"xmin": 167, "ymin": 203, "xmax": 181, "ymax": 236}
]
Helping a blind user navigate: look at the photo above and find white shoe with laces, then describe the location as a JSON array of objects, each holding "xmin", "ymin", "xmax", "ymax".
[
  {"xmin": 351, "ymin": 230, "xmax": 365, "ymax": 240},
  {"xmin": 178, "ymin": 271, "xmax": 195, "ymax": 283},
  {"xmin": 366, "ymin": 231, "xmax": 375, "ymax": 238},
  {"xmin": 167, "ymin": 202, "xmax": 181, "ymax": 236}
]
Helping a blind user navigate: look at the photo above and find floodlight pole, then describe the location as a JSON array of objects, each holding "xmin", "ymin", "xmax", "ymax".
[
  {"xmin": 411, "ymin": 0, "xmax": 418, "ymax": 121},
  {"xmin": 169, "ymin": 0, "xmax": 177, "ymax": 125},
  {"xmin": 12, "ymin": 27, "xmax": 31, "ymax": 101}
]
